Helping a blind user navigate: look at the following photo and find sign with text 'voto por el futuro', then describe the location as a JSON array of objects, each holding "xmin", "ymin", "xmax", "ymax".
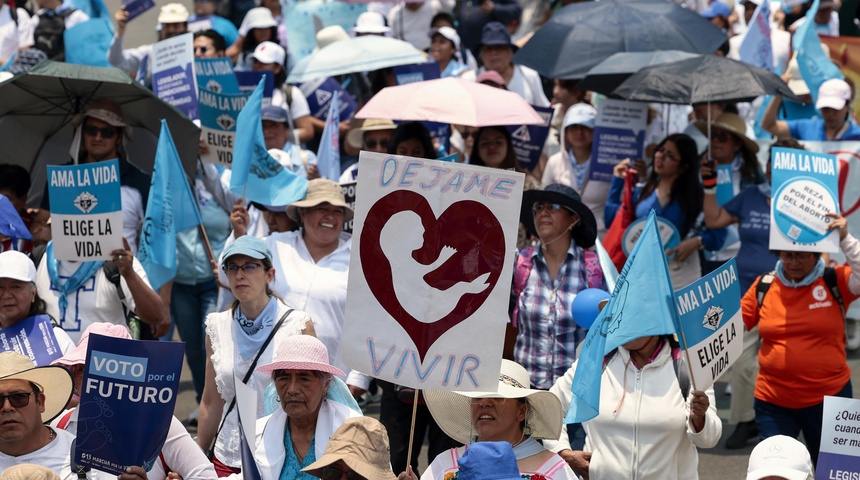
[
  {"xmin": 675, "ymin": 258, "xmax": 744, "ymax": 392},
  {"xmin": 770, "ymin": 147, "xmax": 840, "ymax": 253},
  {"xmin": 48, "ymin": 159, "xmax": 123, "ymax": 261},
  {"xmin": 343, "ymin": 152, "xmax": 523, "ymax": 391}
]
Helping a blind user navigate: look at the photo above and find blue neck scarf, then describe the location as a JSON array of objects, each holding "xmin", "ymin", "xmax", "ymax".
[
  {"xmin": 234, "ymin": 296, "xmax": 278, "ymax": 359},
  {"xmin": 776, "ymin": 258, "xmax": 825, "ymax": 287},
  {"xmin": 45, "ymin": 242, "xmax": 104, "ymax": 317}
]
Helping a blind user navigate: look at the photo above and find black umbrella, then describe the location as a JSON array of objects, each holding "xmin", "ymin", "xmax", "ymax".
[
  {"xmin": 577, "ymin": 50, "xmax": 700, "ymax": 97},
  {"xmin": 611, "ymin": 54, "xmax": 800, "ymax": 104},
  {"xmin": 0, "ymin": 61, "xmax": 200, "ymax": 205},
  {"xmin": 513, "ymin": 0, "xmax": 727, "ymax": 79}
]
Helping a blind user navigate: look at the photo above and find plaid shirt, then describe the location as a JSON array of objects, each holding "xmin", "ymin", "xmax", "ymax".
[{"xmin": 514, "ymin": 243, "xmax": 603, "ymax": 389}]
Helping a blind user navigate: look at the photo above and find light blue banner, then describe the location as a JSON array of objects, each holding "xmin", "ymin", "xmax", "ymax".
[
  {"xmin": 47, "ymin": 160, "xmax": 122, "ymax": 216},
  {"xmin": 195, "ymin": 57, "xmax": 240, "ymax": 94}
]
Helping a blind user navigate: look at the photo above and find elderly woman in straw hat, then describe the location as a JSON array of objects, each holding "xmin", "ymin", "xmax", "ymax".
[
  {"xmin": 229, "ymin": 178, "xmax": 369, "ymax": 398},
  {"xmin": 301, "ymin": 417, "xmax": 397, "ymax": 480},
  {"xmin": 197, "ymin": 235, "xmax": 315, "ymax": 476},
  {"xmin": 242, "ymin": 335, "xmax": 362, "ymax": 480},
  {"xmin": 0, "ymin": 352, "xmax": 73, "ymax": 476},
  {"xmin": 405, "ymin": 359, "xmax": 576, "ymax": 480}
]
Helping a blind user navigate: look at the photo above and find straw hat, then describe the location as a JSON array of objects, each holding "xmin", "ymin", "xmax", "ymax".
[
  {"xmin": 0, "ymin": 464, "xmax": 61, "ymax": 480},
  {"xmin": 286, "ymin": 178, "xmax": 354, "ymax": 223},
  {"xmin": 424, "ymin": 360, "xmax": 563, "ymax": 444},
  {"xmin": 302, "ymin": 417, "xmax": 397, "ymax": 480},
  {"xmin": 53, "ymin": 323, "xmax": 131, "ymax": 368},
  {"xmin": 0, "ymin": 351, "xmax": 73, "ymax": 423},
  {"xmin": 345, "ymin": 118, "xmax": 396, "ymax": 149},
  {"xmin": 693, "ymin": 112, "xmax": 759, "ymax": 154},
  {"xmin": 256, "ymin": 335, "xmax": 345, "ymax": 377}
]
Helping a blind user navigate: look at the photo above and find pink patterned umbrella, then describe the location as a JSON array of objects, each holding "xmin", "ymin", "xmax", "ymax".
[{"xmin": 355, "ymin": 77, "xmax": 545, "ymax": 127}]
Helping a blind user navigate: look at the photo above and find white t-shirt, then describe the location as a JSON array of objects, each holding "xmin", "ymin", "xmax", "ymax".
[
  {"xmin": 480, "ymin": 65, "xmax": 551, "ymax": 108},
  {"xmin": 0, "ymin": 427, "xmax": 82, "ymax": 480},
  {"xmin": 20, "ymin": 6, "xmax": 89, "ymax": 49},
  {"xmin": 35, "ymin": 257, "xmax": 152, "ymax": 344},
  {"xmin": 388, "ymin": 0, "xmax": 454, "ymax": 51},
  {"xmin": 0, "ymin": 5, "xmax": 30, "ymax": 62},
  {"xmin": 271, "ymin": 85, "xmax": 312, "ymax": 125}
]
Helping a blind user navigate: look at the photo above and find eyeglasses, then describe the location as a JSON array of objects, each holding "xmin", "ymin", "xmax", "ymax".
[
  {"xmin": 194, "ymin": 46, "xmax": 211, "ymax": 54},
  {"xmin": 0, "ymin": 391, "xmax": 36, "ymax": 409},
  {"xmin": 221, "ymin": 263, "xmax": 264, "ymax": 275},
  {"xmin": 778, "ymin": 252, "xmax": 816, "ymax": 263},
  {"xmin": 532, "ymin": 202, "xmax": 572, "ymax": 215},
  {"xmin": 711, "ymin": 130, "xmax": 734, "ymax": 143},
  {"xmin": 320, "ymin": 467, "xmax": 364, "ymax": 480},
  {"xmin": 83, "ymin": 125, "xmax": 118, "ymax": 139},
  {"xmin": 364, "ymin": 139, "xmax": 388, "ymax": 150}
]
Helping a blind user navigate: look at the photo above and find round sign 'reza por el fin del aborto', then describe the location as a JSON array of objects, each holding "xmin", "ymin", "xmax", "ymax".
[
  {"xmin": 622, "ymin": 216, "xmax": 680, "ymax": 256},
  {"xmin": 773, "ymin": 176, "xmax": 837, "ymax": 244}
]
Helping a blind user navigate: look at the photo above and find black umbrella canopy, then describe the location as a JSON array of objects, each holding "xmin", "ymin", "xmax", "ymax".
[
  {"xmin": 513, "ymin": 0, "xmax": 727, "ymax": 80},
  {"xmin": 0, "ymin": 61, "xmax": 200, "ymax": 204},
  {"xmin": 611, "ymin": 54, "xmax": 801, "ymax": 104},
  {"xmin": 577, "ymin": 50, "xmax": 701, "ymax": 97}
]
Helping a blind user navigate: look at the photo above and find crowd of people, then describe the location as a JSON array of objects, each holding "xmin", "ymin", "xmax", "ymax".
[{"xmin": 1, "ymin": 0, "xmax": 860, "ymax": 478}]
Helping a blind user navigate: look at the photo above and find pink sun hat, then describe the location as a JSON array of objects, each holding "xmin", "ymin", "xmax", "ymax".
[
  {"xmin": 53, "ymin": 323, "xmax": 132, "ymax": 367},
  {"xmin": 257, "ymin": 335, "xmax": 345, "ymax": 377}
]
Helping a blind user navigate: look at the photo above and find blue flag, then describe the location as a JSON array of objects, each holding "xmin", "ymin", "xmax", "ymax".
[
  {"xmin": 316, "ymin": 93, "xmax": 341, "ymax": 181},
  {"xmin": 231, "ymin": 79, "xmax": 309, "ymax": 206},
  {"xmin": 738, "ymin": 0, "xmax": 773, "ymax": 72},
  {"xmin": 138, "ymin": 120, "xmax": 201, "ymax": 291},
  {"xmin": 793, "ymin": 0, "xmax": 843, "ymax": 103},
  {"xmin": 566, "ymin": 211, "xmax": 679, "ymax": 423}
]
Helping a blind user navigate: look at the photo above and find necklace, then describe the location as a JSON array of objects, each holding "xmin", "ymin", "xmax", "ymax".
[
  {"xmin": 47, "ymin": 427, "xmax": 56, "ymax": 442},
  {"xmin": 292, "ymin": 442, "xmax": 305, "ymax": 463}
]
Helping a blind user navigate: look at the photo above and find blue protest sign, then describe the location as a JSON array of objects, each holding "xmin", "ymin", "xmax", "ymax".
[
  {"xmin": 770, "ymin": 147, "xmax": 840, "ymax": 252},
  {"xmin": 297, "ymin": 77, "xmax": 357, "ymax": 121},
  {"xmin": 121, "ymin": 0, "xmax": 155, "ymax": 21},
  {"xmin": 195, "ymin": 57, "xmax": 240, "ymax": 94},
  {"xmin": 153, "ymin": 33, "xmax": 198, "ymax": 120},
  {"xmin": 75, "ymin": 334, "xmax": 184, "ymax": 475},
  {"xmin": 621, "ymin": 215, "xmax": 680, "ymax": 257},
  {"xmin": 283, "ymin": 0, "xmax": 366, "ymax": 63},
  {"xmin": 199, "ymin": 89, "xmax": 250, "ymax": 166},
  {"xmin": 236, "ymin": 71, "xmax": 274, "ymax": 105},
  {"xmin": 818, "ymin": 396, "xmax": 860, "ymax": 479},
  {"xmin": 590, "ymin": 99, "xmax": 648, "ymax": 182},
  {"xmin": 0, "ymin": 315, "xmax": 62, "ymax": 366},
  {"xmin": 716, "ymin": 164, "xmax": 734, "ymax": 207},
  {"xmin": 505, "ymin": 105, "xmax": 553, "ymax": 171},
  {"xmin": 64, "ymin": 19, "xmax": 112, "ymax": 67},
  {"xmin": 675, "ymin": 258, "xmax": 743, "ymax": 391},
  {"xmin": 392, "ymin": 62, "xmax": 449, "ymax": 153},
  {"xmin": 47, "ymin": 159, "xmax": 123, "ymax": 261}
]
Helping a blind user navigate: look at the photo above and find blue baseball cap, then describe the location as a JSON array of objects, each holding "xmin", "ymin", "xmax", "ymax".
[
  {"xmin": 261, "ymin": 105, "xmax": 291, "ymax": 125},
  {"xmin": 221, "ymin": 235, "xmax": 272, "ymax": 265},
  {"xmin": 701, "ymin": 1, "xmax": 731, "ymax": 18},
  {"xmin": 479, "ymin": 22, "xmax": 516, "ymax": 50}
]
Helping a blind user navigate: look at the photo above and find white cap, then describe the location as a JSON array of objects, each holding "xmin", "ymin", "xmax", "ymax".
[
  {"xmin": 0, "ymin": 251, "xmax": 36, "ymax": 283},
  {"xmin": 562, "ymin": 103, "xmax": 597, "ymax": 130},
  {"xmin": 430, "ymin": 26, "xmax": 461, "ymax": 51},
  {"xmin": 816, "ymin": 78, "xmax": 852, "ymax": 110},
  {"xmin": 252, "ymin": 41, "xmax": 285, "ymax": 66},
  {"xmin": 316, "ymin": 25, "xmax": 349, "ymax": 50},
  {"xmin": 239, "ymin": 7, "xmax": 278, "ymax": 36},
  {"xmin": 157, "ymin": 3, "xmax": 189, "ymax": 24},
  {"xmin": 353, "ymin": 11, "xmax": 390, "ymax": 34},
  {"xmin": 746, "ymin": 435, "xmax": 813, "ymax": 480}
]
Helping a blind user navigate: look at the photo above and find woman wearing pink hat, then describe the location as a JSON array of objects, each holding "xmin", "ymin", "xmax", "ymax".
[
  {"xmin": 50, "ymin": 322, "xmax": 217, "ymax": 480},
  {"xmin": 244, "ymin": 335, "xmax": 362, "ymax": 480}
]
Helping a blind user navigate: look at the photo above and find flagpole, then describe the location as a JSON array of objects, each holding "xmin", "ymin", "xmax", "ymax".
[
  {"xmin": 676, "ymin": 329, "xmax": 699, "ymax": 393},
  {"xmin": 405, "ymin": 388, "xmax": 420, "ymax": 471},
  {"xmin": 197, "ymin": 223, "xmax": 216, "ymax": 268}
]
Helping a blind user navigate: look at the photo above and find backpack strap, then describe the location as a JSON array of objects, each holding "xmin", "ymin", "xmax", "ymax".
[
  {"xmin": 823, "ymin": 267, "xmax": 845, "ymax": 317},
  {"xmin": 583, "ymin": 249, "xmax": 604, "ymax": 289},
  {"xmin": 159, "ymin": 452, "xmax": 170, "ymax": 474},
  {"xmin": 755, "ymin": 271, "xmax": 776, "ymax": 309},
  {"xmin": 102, "ymin": 262, "xmax": 134, "ymax": 324},
  {"xmin": 510, "ymin": 246, "xmax": 536, "ymax": 328}
]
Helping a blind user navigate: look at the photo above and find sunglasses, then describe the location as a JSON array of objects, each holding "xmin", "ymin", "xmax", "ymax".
[
  {"xmin": 711, "ymin": 131, "xmax": 734, "ymax": 143},
  {"xmin": 532, "ymin": 202, "xmax": 572, "ymax": 215},
  {"xmin": 365, "ymin": 139, "xmax": 388, "ymax": 150},
  {"xmin": 320, "ymin": 467, "xmax": 364, "ymax": 480},
  {"xmin": 0, "ymin": 391, "xmax": 36, "ymax": 409},
  {"xmin": 221, "ymin": 263, "xmax": 264, "ymax": 275},
  {"xmin": 83, "ymin": 125, "xmax": 118, "ymax": 139}
]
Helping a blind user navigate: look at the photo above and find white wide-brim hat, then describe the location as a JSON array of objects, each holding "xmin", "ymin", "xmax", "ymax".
[{"xmin": 424, "ymin": 359, "xmax": 563, "ymax": 444}]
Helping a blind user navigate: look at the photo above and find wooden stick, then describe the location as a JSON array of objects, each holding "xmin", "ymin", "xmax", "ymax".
[
  {"xmin": 197, "ymin": 223, "xmax": 216, "ymax": 267},
  {"xmin": 677, "ymin": 328, "xmax": 699, "ymax": 393},
  {"xmin": 405, "ymin": 388, "xmax": 420, "ymax": 471}
]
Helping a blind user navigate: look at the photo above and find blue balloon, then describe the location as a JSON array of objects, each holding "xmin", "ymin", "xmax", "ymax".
[{"xmin": 571, "ymin": 288, "xmax": 611, "ymax": 330}]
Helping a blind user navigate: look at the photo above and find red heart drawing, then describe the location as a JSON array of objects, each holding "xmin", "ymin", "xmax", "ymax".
[{"xmin": 360, "ymin": 190, "xmax": 506, "ymax": 360}]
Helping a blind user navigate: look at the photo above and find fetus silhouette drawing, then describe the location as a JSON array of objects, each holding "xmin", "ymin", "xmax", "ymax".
[{"xmin": 360, "ymin": 189, "xmax": 506, "ymax": 360}]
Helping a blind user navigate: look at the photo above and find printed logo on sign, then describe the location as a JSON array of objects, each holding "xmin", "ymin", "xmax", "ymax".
[
  {"xmin": 315, "ymin": 89, "xmax": 332, "ymax": 106},
  {"xmin": 205, "ymin": 79, "xmax": 223, "ymax": 93},
  {"xmin": 813, "ymin": 285, "xmax": 828, "ymax": 301},
  {"xmin": 74, "ymin": 192, "xmax": 98, "ymax": 213},
  {"xmin": 702, "ymin": 305, "xmax": 723, "ymax": 331},
  {"xmin": 511, "ymin": 125, "xmax": 530, "ymax": 142},
  {"xmin": 216, "ymin": 114, "xmax": 236, "ymax": 130}
]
